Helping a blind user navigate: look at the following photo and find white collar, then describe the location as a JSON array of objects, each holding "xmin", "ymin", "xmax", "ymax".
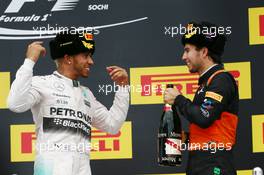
[
  {"xmin": 200, "ymin": 64, "xmax": 218, "ymax": 77},
  {"xmin": 53, "ymin": 71, "xmax": 80, "ymax": 87}
]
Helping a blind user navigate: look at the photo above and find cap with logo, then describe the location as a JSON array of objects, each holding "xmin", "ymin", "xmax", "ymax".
[
  {"xmin": 181, "ymin": 21, "xmax": 227, "ymax": 63},
  {"xmin": 49, "ymin": 31, "xmax": 95, "ymax": 60}
]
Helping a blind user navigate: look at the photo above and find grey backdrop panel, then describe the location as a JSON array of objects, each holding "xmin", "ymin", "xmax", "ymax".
[{"xmin": 0, "ymin": 0, "xmax": 264, "ymax": 174}]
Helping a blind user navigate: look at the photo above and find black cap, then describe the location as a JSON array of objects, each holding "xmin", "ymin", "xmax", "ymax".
[
  {"xmin": 181, "ymin": 21, "xmax": 226, "ymax": 63},
  {"xmin": 49, "ymin": 31, "xmax": 95, "ymax": 60}
]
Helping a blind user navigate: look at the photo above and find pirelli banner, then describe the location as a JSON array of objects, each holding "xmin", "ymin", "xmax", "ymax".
[
  {"xmin": 1, "ymin": 0, "xmax": 264, "ymax": 174},
  {"xmin": 130, "ymin": 62, "xmax": 251, "ymax": 104},
  {"xmin": 10, "ymin": 122, "xmax": 132, "ymax": 162},
  {"xmin": 248, "ymin": 7, "xmax": 264, "ymax": 45}
]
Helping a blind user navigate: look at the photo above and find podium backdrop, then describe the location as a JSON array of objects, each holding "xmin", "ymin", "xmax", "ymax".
[{"xmin": 0, "ymin": 0, "xmax": 264, "ymax": 174}]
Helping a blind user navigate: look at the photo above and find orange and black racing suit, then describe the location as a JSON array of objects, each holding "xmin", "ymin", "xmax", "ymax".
[{"xmin": 173, "ymin": 64, "xmax": 239, "ymax": 175}]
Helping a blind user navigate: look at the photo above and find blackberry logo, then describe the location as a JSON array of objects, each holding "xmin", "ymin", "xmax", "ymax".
[{"xmin": 54, "ymin": 118, "xmax": 62, "ymax": 125}]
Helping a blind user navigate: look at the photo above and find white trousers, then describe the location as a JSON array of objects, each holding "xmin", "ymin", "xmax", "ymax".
[{"xmin": 34, "ymin": 151, "xmax": 91, "ymax": 175}]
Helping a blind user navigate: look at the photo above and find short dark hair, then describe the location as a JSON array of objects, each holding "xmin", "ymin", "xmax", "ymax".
[{"xmin": 194, "ymin": 45, "xmax": 222, "ymax": 64}]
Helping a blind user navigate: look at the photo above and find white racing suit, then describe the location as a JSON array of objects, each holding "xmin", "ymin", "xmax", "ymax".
[{"xmin": 7, "ymin": 59, "xmax": 130, "ymax": 175}]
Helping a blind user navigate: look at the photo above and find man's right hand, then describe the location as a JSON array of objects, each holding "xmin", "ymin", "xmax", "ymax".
[{"xmin": 26, "ymin": 41, "xmax": 46, "ymax": 63}]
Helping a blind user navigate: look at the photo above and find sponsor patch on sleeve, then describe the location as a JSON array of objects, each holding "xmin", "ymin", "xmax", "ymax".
[{"xmin": 205, "ymin": 91, "xmax": 223, "ymax": 102}]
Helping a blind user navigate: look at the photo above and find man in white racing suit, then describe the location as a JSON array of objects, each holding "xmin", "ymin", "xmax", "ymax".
[{"xmin": 7, "ymin": 32, "xmax": 129, "ymax": 175}]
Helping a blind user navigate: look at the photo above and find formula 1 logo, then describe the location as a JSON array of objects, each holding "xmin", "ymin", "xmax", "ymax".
[
  {"xmin": 1, "ymin": 0, "xmax": 79, "ymax": 25},
  {"xmin": 0, "ymin": 0, "xmax": 148, "ymax": 40},
  {"xmin": 130, "ymin": 62, "xmax": 251, "ymax": 105},
  {"xmin": 5, "ymin": 0, "xmax": 79, "ymax": 13}
]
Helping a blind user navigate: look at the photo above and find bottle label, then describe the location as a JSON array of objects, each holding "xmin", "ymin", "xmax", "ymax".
[
  {"xmin": 165, "ymin": 138, "xmax": 181, "ymax": 155},
  {"xmin": 170, "ymin": 132, "xmax": 181, "ymax": 137}
]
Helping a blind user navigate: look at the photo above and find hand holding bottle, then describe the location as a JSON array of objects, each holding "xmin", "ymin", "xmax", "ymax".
[
  {"xmin": 163, "ymin": 85, "xmax": 181, "ymax": 105},
  {"xmin": 158, "ymin": 84, "xmax": 182, "ymax": 166}
]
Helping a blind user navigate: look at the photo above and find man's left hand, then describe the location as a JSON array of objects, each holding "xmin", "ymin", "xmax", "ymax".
[
  {"xmin": 107, "ymin": 66, "xmax": 129, "ymax": 86},
  {"xmin": 164, "ymin": 87, "xmax": 181, "ymax": 105}
]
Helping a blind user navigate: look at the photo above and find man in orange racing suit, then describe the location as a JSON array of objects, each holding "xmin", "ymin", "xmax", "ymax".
[{"xmin": 164, "ymin": 21, "xmax": 239, "ymax": 175}]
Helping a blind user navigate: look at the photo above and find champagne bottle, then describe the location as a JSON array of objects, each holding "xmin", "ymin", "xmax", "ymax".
[{"xmin": 158, "ymin": 84, "xmax": 182, "ymax": 166}]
